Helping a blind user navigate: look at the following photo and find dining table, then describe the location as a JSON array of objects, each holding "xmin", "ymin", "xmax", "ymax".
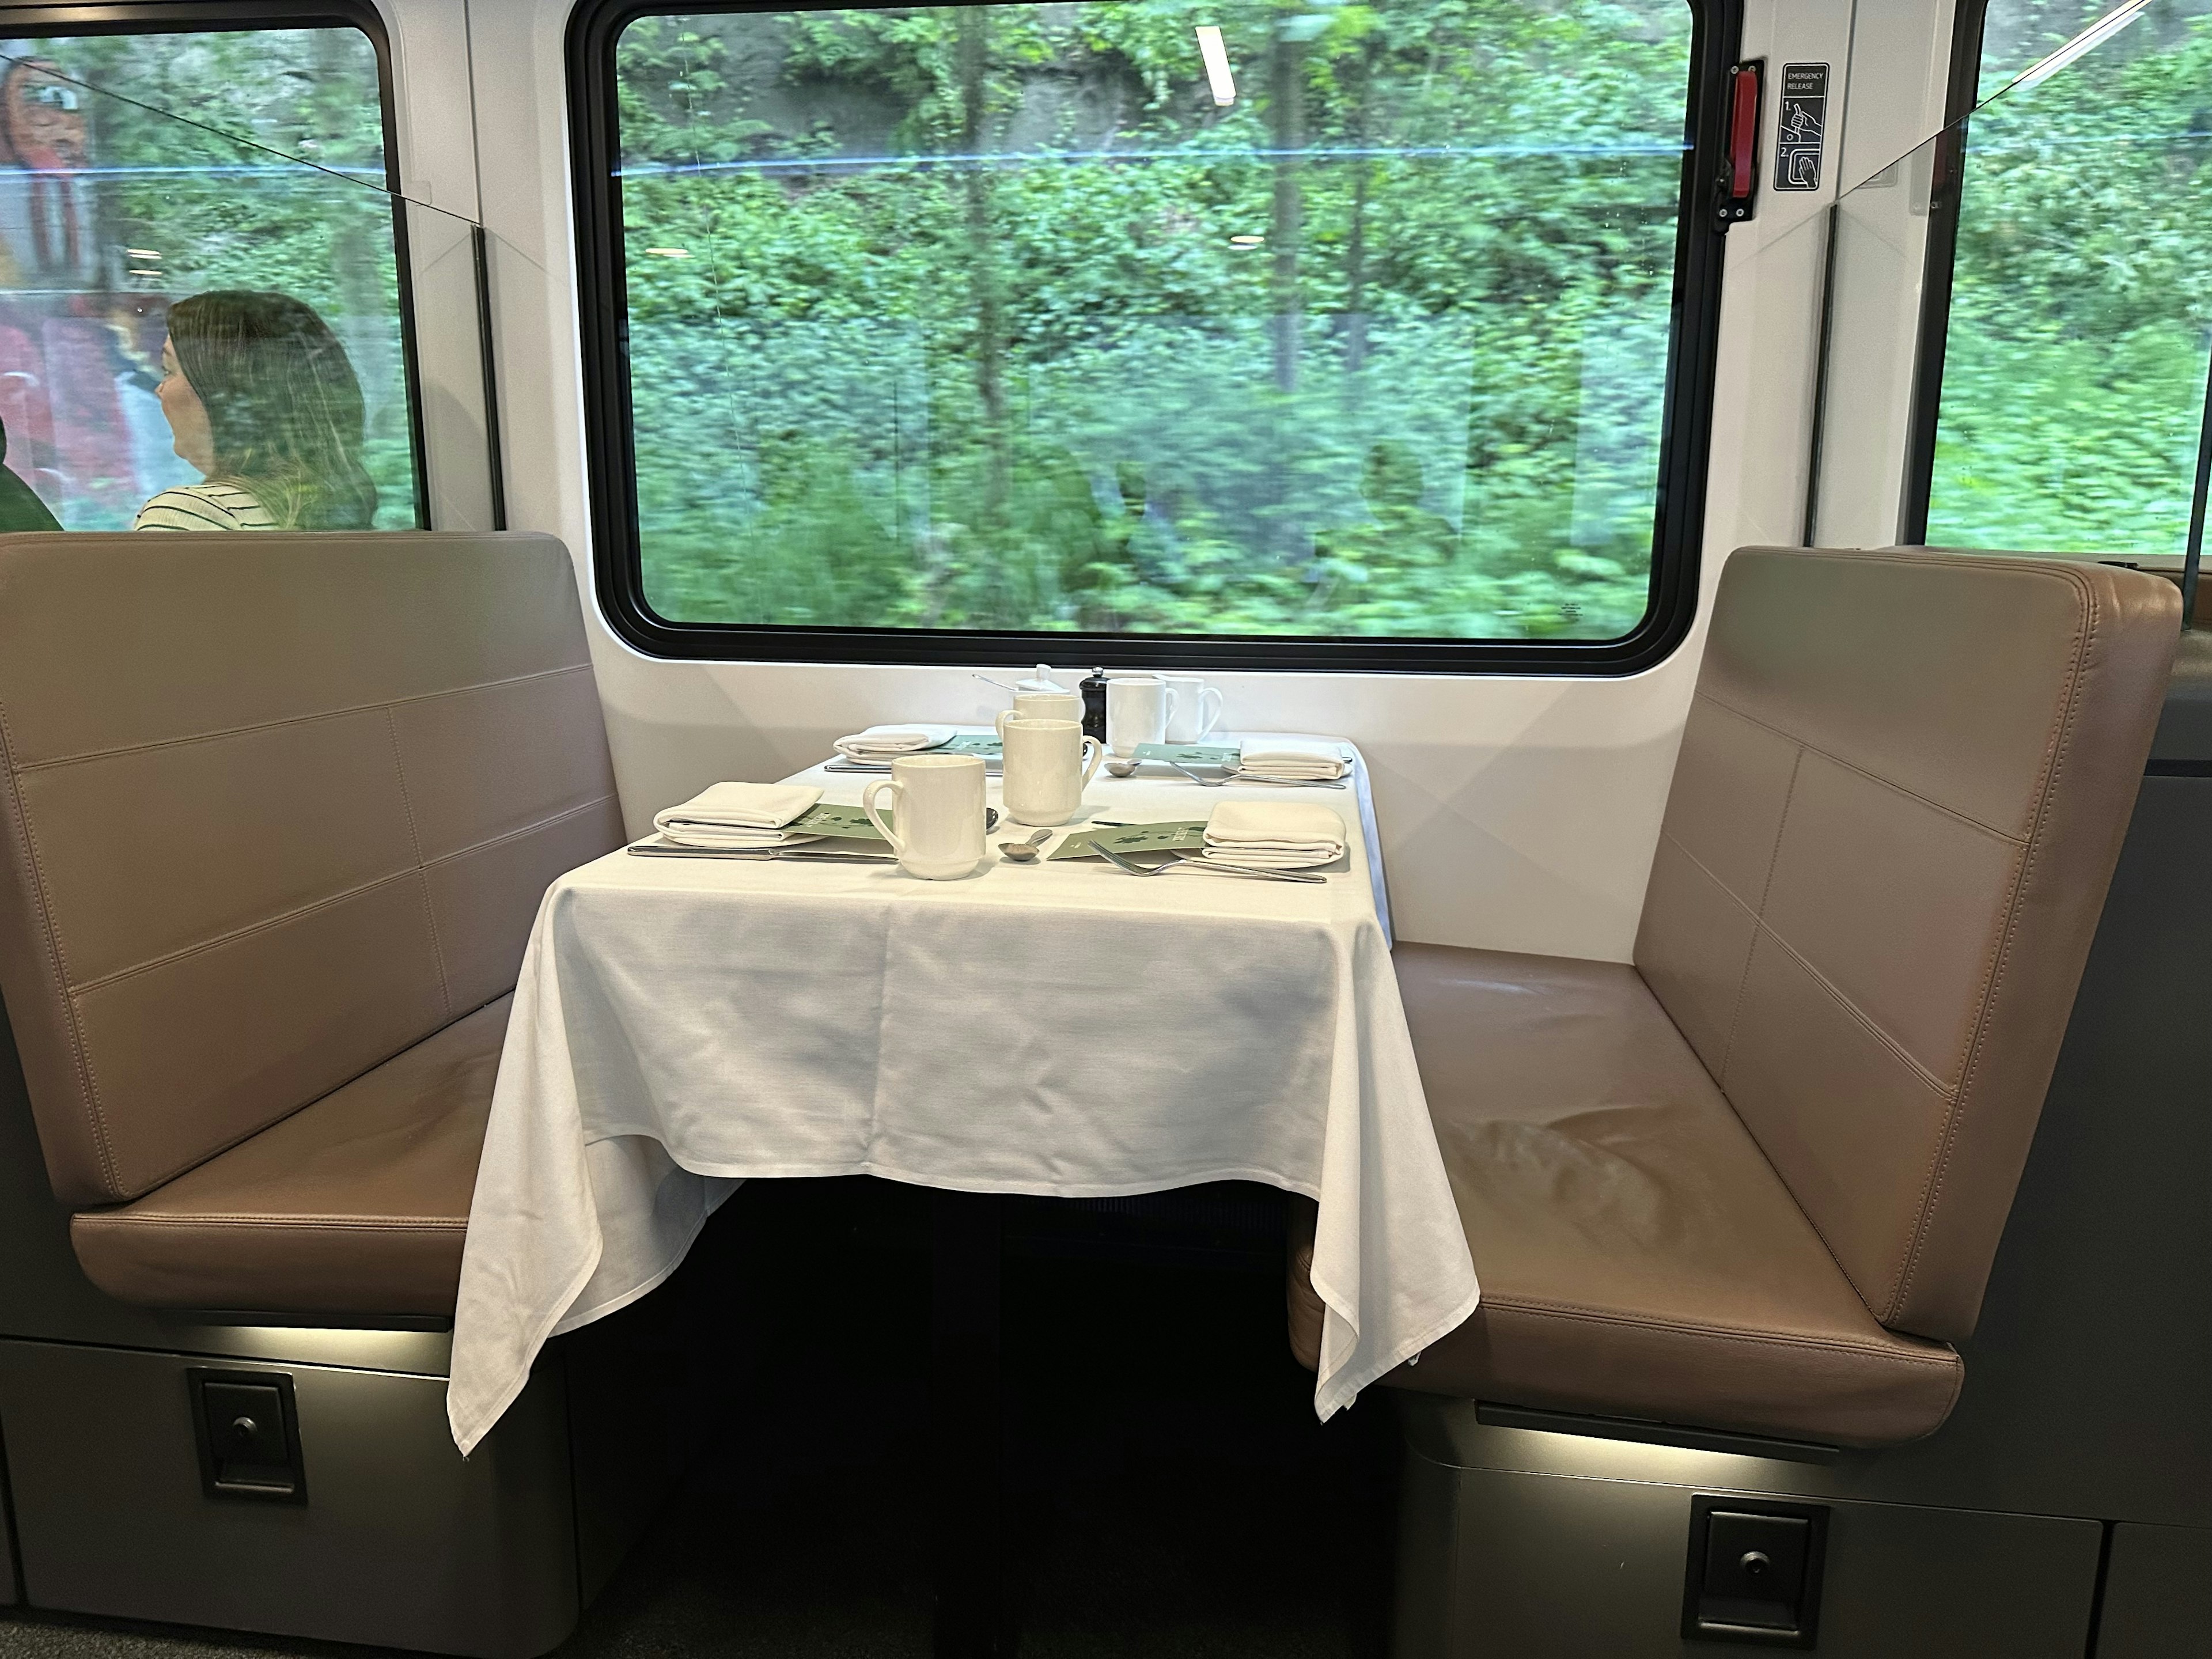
[{"xmin": 446, "ymin": 730, "xmax": 1480, "ymax": 1526}]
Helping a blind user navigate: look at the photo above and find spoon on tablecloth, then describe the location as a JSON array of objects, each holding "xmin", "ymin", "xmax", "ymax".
[
  {"xmin": 1105, "ymin": 756, "xmax": 1226, "ymax": 785},
  {"xmin": 997, "ymin": 827, "xmax": 1053, "ymax": 863}
]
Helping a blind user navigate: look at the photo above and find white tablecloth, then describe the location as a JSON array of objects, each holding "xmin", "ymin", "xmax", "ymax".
[{"xmin": 448, "ymin": 734, "xmax": 1476, "ymax": 1454}]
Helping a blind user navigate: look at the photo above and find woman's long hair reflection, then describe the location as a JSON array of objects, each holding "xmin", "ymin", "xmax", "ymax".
[{"xmin": 135, "ymin": 290, "xmax": 376, "ymax": 531}]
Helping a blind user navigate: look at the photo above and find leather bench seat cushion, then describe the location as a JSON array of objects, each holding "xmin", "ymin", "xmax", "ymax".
[
  {"xmin": 69, "ymin": 995, "xmax": 510, "ymax": 1317},
  {"xmin": 1289, "ymin": 945, "xmax": 1963, "ymax": 1448}
]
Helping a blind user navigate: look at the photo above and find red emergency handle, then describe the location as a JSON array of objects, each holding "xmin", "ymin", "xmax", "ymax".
[{"xmin": 1729, "ymin": 62, "xmax": 1761, "ymax": 200}]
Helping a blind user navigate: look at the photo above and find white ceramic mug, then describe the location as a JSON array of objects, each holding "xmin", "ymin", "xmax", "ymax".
[
  {"xmin": 861, "ymin": 752, "xmax": 987, "ymax": 879},
  {"xmin": 995, "ymin": 688, "xmax": 1084, "ymax": 741},
  {"xmin": 1001, "ymin": 718, "xmax": 1104, "ymax": 827},
  {"xmin": 1106, "ymin": 676, "xmax": 1178, "ymax": 757},
  {"xmin": 1161, "ymin": 675, "xmax": 1224, "ymax": 744}
]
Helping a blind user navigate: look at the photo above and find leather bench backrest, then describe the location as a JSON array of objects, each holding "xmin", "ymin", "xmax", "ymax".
[
  {"xmin": 0, "ymin": 533, "xmax": 623, "ymax": 1206},
  {"xmin": 1635, "ymin": 548, "xmax": 2177, "ymax": 1341}
]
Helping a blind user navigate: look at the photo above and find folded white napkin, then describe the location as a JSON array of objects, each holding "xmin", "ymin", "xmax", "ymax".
[
  {"xmin": 1233, "ymin": 738, "xmax": 1351, "ymax": 782},
  {"xmin": 833, "ymin": 724, "xmax": 959, "ymax": 761},
  {"xmin": 1202, "ymin": 799, "xmax": 1347, "ymax": 869},
  {"xmin": 653, "ymin": 781, "xmax": 824, "ymax": 849}
]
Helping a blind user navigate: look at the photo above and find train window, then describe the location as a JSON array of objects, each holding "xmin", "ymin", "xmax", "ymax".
[
  {"xmin": 1916, "ymin": 0, "xmax": 2212, "ymax": 555},
  {"xmin": 571, "ymin": 0, "xmax": 1736, "ymax": 672},
  {"xmin": 0, "ymin": 17, "xmax": 421, "ymax": 532}
]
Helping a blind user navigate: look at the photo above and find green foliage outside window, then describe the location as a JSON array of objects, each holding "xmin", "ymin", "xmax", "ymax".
[{"xmin": 614, "ymin": 0, "xmax": 1696, "ymax": 641}]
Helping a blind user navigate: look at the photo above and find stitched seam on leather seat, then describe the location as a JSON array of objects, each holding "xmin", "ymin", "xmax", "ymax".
[
  {"xmin": 1742, "ymin": 916, "xmax": 1956, "ymax": 1101},
  {"xmin": 67, "ymin": 865, "xmax": 429, "ymax": 997},
  {"xmin": 82, "ymin": 1215, "xmax": 467, "ymax": 1230},
  {"xmin": 10, "ymin": 663, "xmax": 597, "ymax": 773},
  {"xmin": 1889, "ymin": 562, "xmax": 2097, "ymax": 1325},
  {"xmin": 1697, "ymin": 691, "xmax": 2032, "ymax": 847},
  {"xmin": 386, "ymin": 707, "xmax": 454, "ymax": 1021},
  {"xmin": 0, "ymin": 704, "xmax": 124, "ymax": 1196},
  {"xmin": 1717, "ymin": 743, "xmax": 1802, "ymax": 1087},
  {"xmin": 1639, "ymin": 824, "xmax": 1953, "ymax": 1333},
  {"xmin": 421, "ymin": 793, "xmax": 620, "ymax": 871},
  {"xmin": 1485, "ymin": 1297, "xmax": 1958, "ymax": 1368}
]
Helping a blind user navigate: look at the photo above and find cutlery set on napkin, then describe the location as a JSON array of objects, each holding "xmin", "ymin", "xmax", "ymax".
[
  {"xmin": 827, "ymin": 726, "xmax": 1006, "ymax": 773},
  {"xmin": 832, "ymin": 725, "xmax": 959, "ymax": 763},
  {"xmin": 652, "ymin": 782, "xmax": 825, "ymax": 850},
  {"xmin": 635, "ymin": 728, "xmax": 1354, "ymax": 881},
  {"xmin": 1199, "ymin": 800, "xmax": 1346, "ymax": 868},
  {"xmin": 1231, "ymin": 739, "xmax": 1351, "ymax": 785},
  {"xmin": 831, "ymin": 727, "xmax": 1350, "ymax": 787}
]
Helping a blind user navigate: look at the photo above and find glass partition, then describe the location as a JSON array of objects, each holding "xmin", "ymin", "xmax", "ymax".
[
  {"xmin": 0, "ymin": 28, "xmax": 501, "ymax": 536},
  {"xmin": 1809, "ymin": 0, "xmax": 2212, "ymax": 559}
]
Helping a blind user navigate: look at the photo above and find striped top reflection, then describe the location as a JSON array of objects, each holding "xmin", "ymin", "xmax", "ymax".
[{"xmin": 131, "ymin": 482, "xmax": 276, "ymax": 533}]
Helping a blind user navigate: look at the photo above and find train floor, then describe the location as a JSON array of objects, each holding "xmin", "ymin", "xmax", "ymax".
[{"xmin": 0, "ymin": 1177, "xmax": 1399, "ymax": 1658}]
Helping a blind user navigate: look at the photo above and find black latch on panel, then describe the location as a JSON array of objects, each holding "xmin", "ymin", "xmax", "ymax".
[
  {"xmin": 1681, "ymin": 1494, "xmax": 1827, "ymax": 1646},
  {"xmin": 188, "ymin": 1368, "xmax": 308, "ymax": 1503},
  {"xmin": 1716, "ymin": 59, "xmax": 1765, "ymax": 226}
]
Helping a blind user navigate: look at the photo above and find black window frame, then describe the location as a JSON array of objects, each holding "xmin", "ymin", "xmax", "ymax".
[
  {"xmin": 0, "ymin": 0, "xmax": 434, "ymax": 530},
  {"xmin": 569, "ymin": 0, "xmax": 1743, "ymax": 673}
]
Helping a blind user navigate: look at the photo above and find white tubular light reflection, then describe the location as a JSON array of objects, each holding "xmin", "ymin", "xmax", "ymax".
[
  {"xmin": 1195, "ymin": 25, "xmax": 1235, "ymax": 107},
  {"xmin": 2008, "ymin": 0, "xmax": 2150, "ymax": 93}
]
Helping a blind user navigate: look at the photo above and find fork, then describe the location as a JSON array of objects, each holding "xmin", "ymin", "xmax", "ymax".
[
  {"xmin": 1093, "ymin": 843, "xmax": 1326, "ymax": 884},
  {"xmin": 1164, "ymin": 759, "xmax": 1229, "ymax": 787},
  {"xmin": 1219, "ymin": 770, "xmax": 1349, "ymax": 789}
]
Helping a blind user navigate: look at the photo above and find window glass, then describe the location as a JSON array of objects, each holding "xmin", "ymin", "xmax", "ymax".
[
  {"xmin": 0, "ymin": 28, "xmax": 418, "ymax": 532},
  {"xmin": 612, "ymin": 1, "xmax": 1699, "ymax": 643},
  {"xmin": 1924, "ymin": 0, "xmax": 2212, "ymax": 555}
]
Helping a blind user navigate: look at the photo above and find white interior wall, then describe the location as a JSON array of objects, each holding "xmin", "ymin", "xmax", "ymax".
[{"xmin": 388, "ymin": 0, "xmax": 1954, "ymax": 963}]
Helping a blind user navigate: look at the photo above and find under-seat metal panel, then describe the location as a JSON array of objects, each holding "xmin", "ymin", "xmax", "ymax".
[
  {"xmin": 2094, "ymin": 1524, "xmax": 2212, "ymax": 1659},
  {"xmin": 1395, "ymin": 1446, "xmax": 2100, "ymax": 1659},
  {"xmin": 0, "ymin": 1338, "xmax": 579, "ymax": 1658}
]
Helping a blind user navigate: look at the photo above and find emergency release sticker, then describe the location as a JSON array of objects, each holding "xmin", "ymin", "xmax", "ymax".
[{"xmin": 1776, "ymin": 63, "xmax": 1830, "ymax": 191}]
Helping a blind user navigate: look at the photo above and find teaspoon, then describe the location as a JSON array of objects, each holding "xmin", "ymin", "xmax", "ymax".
[{"xmin": 998, "ymin": 827, "xmax": 1052, "ymax": 863}]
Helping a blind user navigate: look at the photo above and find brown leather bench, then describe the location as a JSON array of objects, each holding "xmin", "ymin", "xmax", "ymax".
[
  {"xmin": 1290, "ymin": 547, "xmax": 2180, "ymax": 1448},
  {"xmin": 0, "ymin": 533, "xmax": 624, "ymax": 1316}
]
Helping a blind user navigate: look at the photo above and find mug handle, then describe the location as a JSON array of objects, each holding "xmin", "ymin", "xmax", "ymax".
[
  {"xmin": 1198, "ymin": 686, "xmax": 1225, "ymax": 738},
  {"xmin": 995, "ymin": 708, "xmax": 1016, "ymax": 742},
  {"xmin": 1159, "ymin": 684, "xmax": 1180, "ymax": 736},
  {"xmin": 861, "ymin": 778, "xmax": 904, "ymax": 854},
  {"xmin": 1077, "ymin": 735, "xmax": 1104, "ymax": 789}
]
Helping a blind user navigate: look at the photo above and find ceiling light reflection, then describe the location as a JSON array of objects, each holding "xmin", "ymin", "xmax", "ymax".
[
  {"xmin": 2009, "ymin": 0, "xmax": 2150, "ymax": 93},
  {"xmin": 1195, "ymin": 26, "xmax": 1236, "ymax": 107}
]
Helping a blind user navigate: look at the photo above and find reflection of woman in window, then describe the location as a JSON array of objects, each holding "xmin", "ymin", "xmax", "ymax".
[{"xmin": 134, "ymin": 290, "xmax": 377, "ymax": 532}]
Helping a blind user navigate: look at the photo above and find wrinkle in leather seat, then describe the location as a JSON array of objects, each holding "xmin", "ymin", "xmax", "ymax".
[{"xmin": 1286, "ymin": 946, "xmax": 1964, "ymax": 1446}]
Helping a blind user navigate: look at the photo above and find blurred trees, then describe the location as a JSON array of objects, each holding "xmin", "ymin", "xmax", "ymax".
[{"xmin": 616, "ymin": 0, "xmax": 1693, "ymax": 639}]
